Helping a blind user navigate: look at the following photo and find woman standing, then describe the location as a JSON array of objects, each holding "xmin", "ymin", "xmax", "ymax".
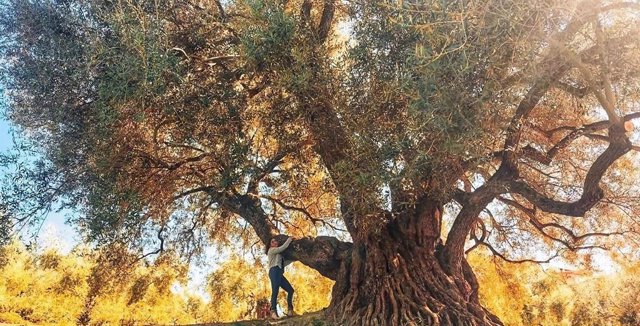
[{"xmin": 266, "ymin": 236, "xmax": 296, "ymax": 319}]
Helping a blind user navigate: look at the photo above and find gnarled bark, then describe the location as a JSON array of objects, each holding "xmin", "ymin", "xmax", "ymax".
[
  {"xmin": 280, "ymin": 235, "xmax": 353, "ymax": 280},
  {"xmin": 325, "ymin": 203, "xmax": 503, "ymax": 326}
]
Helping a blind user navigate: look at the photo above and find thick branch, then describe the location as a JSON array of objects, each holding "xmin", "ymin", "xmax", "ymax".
[
  {"xmin": 317, "ymin": 0, "xmax": 335, "ymax": 42},
  {"xmin": 528, "ymin": 112, "xmax": 640, "ymax": 163},
  {"xmin": 539, "ymin": 112, "xmax": 640, "ymax": 139},
  {"xmin": 220, "ymin": 193, "xmax": 279, "ymax": 244},
  {"xmin": 447, "ymin": 5, "xmax": 639, "ymax": 270},
  {"xmin": 174, "ymin": 187, "xmax": 278, "ymax": 244},
  {"xmin": 225, "ymin": 194, "xmax": 352, "ymax": 280},
  {"xmin": 443, "ymin": 180, "xmax": 505, "ymax": 273},
  {"xmin": 498, "ymin": 197, "xmax": 623, "ymax": 250},
  {"xmin": 553, "ymin": 81, "xmax": 589, "ymax": 98},
  {"xmin": 174, "ymin": 187, "xmax": 351, "ymax": 279},
  {"xmin": 585, "ymin": 133, "xmax": 640, "ymax": 152},
  {"xmin": 278, "ymin": 235, "xmax": 353, "ymax": 280},
  {"xmin": 507, "ymin": 126, "xmax": 631, "ymax": 216}
]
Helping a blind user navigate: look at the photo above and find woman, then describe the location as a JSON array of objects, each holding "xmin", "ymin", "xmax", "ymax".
[{"xmin": 266, "ymin": 236, "xmax": 295, "ymax": 319}]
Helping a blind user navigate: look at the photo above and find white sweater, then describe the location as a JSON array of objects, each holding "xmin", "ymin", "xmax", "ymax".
[{"xmin": 267, "ymin": 237, "xmax": 292, "ymax": 270}]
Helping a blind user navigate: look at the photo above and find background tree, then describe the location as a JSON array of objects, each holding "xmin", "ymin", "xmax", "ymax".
[
  {"xmin": 470, "ymin": 251, "xmax": 640, "ymax": 326},
  {"xmin": 0, "ymin": 239, "xmax": 198, "ymax": 325},
  {"xmin": 2, "ymin": 0, "xmax": 640, "ymax": 325},
  {"xmin": 204, "ymin": 256, "xmax": 333, "ymax": 322},
  {"xmin": 2, "ymin": 239, "xmax": 640, "ymax": 325}
]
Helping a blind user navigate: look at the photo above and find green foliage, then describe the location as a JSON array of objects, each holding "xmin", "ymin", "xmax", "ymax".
[
  {"xmin": 240, "ymin": 0, "xmax": 295, "ymax": 69},
  {"xmin": 2, "ymin": 0, "xmax": 638, "ymax": 260},
  {"xmin": 75, "ymin": 178, "xmax": 147, "ymax": 245},
  {"xmin": 0, "ymin": 2, "xmax": 640, "ymax": 324},
  {"xmin": 94, "ymin": 1, "xmax": 182, "ymax": 106}
]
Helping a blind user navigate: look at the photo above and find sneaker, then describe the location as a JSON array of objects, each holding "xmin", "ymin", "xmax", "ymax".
[{"xmin": 270, "ymin": 311, "xmax": 279, "ymax": 319}]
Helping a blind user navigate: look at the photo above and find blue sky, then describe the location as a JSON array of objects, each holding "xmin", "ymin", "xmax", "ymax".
[
  {"xmin": 0, "ymin": 115, "xmax": 11, "ymax": 152},
  {"xmin": 1, "ymin": 107, "xmax": 79, "ymax": 253}
]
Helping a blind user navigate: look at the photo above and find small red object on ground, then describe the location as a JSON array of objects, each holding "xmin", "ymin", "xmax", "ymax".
[{"xmin": 256, "ymin": 298, "xmax": 271, "ymax": 319}]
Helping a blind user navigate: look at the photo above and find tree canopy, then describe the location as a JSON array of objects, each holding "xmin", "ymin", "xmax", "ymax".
[{"xmin": 1, "ymin": 0, "xmax": 640, "ymax": 325}]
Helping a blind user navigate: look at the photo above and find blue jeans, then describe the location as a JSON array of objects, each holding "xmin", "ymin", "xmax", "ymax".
[{"xmin": 269, "ymin": 266, "xmax": 294, "ymax": 313}]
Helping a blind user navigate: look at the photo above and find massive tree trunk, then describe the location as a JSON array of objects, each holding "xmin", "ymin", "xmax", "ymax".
[{"xmin": 323, "ymin": 203, "xmax": 503, "ymax": 326}]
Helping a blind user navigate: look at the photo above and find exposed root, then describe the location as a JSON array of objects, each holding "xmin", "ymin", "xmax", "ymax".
[{"xmin": 326, "ymin": 241, "xmax": 503, "ymax": 326}]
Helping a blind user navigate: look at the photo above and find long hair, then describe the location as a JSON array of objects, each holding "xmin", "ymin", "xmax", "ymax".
[{"xmin": 265, "ymin": 238, "xmax": 277, "ymax": 255}]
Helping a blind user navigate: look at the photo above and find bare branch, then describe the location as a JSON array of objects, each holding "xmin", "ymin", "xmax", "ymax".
[
  {"xmin": 203, "ymin": 54, "xmax": 241, "ymax": 63},
  {"xmin": 134, "ymin": 224, "xmax": 166, "ymax": 263},
  {"xmin": 465, "ymin": 214, "xmax": 488, "ymax": 254},
  {"xmin": 261, "ymin": 195, "xmax": 346, "ymax": 232},
  {"xmin": 476, "ymin": 240, "xmax": 560, "ymax": 264},
  {"xmin": 532, "ymin": 112, "xmax": 640, "ymax": 162},
  {"xmin": 173, "ymin": 186, "xmax": 217, "ymax": 201}
]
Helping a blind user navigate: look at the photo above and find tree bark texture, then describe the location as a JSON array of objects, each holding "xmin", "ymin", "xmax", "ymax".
[{"xmin": 322, "ymin": 203, "xmax": 503, "ymax": 326}]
